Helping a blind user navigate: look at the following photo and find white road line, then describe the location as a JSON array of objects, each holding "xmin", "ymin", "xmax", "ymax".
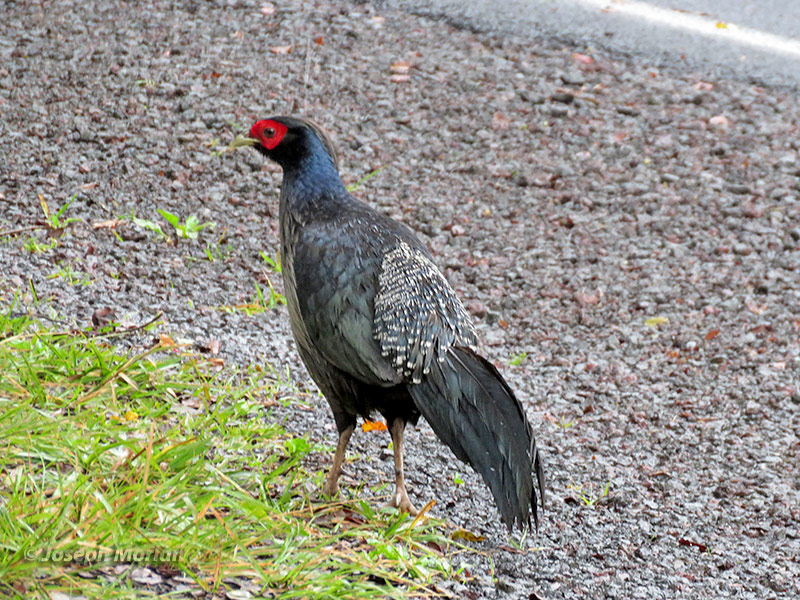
[{"xmin": 571, "ymin": 0, "xmax": 800, "ymax": 59}]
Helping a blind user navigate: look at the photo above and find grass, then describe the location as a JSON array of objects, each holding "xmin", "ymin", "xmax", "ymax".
[
  {"xmin": 567, "ymin": 482, "xmax": 611, "ymax": 508},
  {"xmin": 346, "ymin": 167, "xmax": 385, "ymax": 193},
  {"xmin": 125, "ymin": 209, "xmax": 216, "ymax": 242},
  {"xmin": 47, "ymin": 263, "xmax": 93, "ymax": 287},
  {"xmin": 508, "ymin": 352, "xmax": 527, "ymax": 367},
  {"xmin": 0, "ymin": 309, "xmax": 464, "ymax": 599},
  {"xmin": 215, "ymin": 281, "xmax": 286, "ymax": 315}
]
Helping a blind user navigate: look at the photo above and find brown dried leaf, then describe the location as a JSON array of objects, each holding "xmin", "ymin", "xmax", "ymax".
[
  {"xmin": 572, "ymin": 52, "xmax": 594, "ymax": 65},
  {"xmin": 390, "ymin": 60, "xmax": 411, "ymax": 74},
  {"xmin": 679, "ymin": 538, "xmax": 707, "ymax": 553},
  {"xmin": 491, "ymin": 112, "xmax": 510, "ymax": 130},
  {"xmin": 93, "ymin": 219, "xmax": 123, "ymax": 229},
  {"xmin": 92, "ymin": 307, "xmax": 116, "ymax": 328},
  {"xmin": 709, "ymin": 114, "xmax": 730, "ymax": 129}
]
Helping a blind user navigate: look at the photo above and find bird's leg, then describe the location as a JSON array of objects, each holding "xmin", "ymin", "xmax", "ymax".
[
  {"xmin": 322, "ymin": 425, "xmax": 354, "ymax": 497},
  {"xmin": 387, "ymin": 418, "xmax": 419, "ymax": 515}
]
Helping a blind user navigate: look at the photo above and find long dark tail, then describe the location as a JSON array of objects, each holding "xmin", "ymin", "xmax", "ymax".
[{"xmin": 407, "ymin": 346, "xmax": 545, "ymax": 530}]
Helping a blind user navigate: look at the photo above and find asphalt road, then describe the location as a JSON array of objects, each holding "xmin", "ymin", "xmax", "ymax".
[{"xmin": 381, "ymin": 0, "xmax": 800, "ymax": 89}]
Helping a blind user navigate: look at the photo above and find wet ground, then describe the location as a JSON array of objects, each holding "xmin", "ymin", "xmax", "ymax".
[{"xmin": 1, "ymin": 0, "xmax": 798, "ymax": 598}]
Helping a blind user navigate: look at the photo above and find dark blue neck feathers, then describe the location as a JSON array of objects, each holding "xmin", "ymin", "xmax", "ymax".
[{"xmin": 280, "ymin": 134, "xmax": 350, "ymax": 218}]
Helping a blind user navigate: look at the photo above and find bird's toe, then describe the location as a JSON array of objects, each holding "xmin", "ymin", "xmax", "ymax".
[
  {"xmin": 387, "ymin": 492, "xmax": 419, "ymax": 516},
  {"xmin": 322, "ymin": 479, "xmax": 339, "ymax": 498}
]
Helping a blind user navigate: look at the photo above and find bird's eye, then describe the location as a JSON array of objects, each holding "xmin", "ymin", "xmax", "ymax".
[{"xmin": 264, "ymin": 127, "xmax": 276, "ymax": 138}]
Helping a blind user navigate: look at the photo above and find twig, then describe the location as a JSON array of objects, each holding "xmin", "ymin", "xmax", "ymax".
[
  {"xmin": 0, "ymin": 312, "xmax": 164, "ymax": 345},
  {"xmin": 91, "ymin": 311, "xmax": 164, "ymax": 339},
  {"xmin": 0, "ymin": 225, "xmax": 48, "ymax": 237}
]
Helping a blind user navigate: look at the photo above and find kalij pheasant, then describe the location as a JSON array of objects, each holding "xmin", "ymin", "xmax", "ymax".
[{"xmin": 243, "ymin": 116, "xmax": 544, "ymax": 530}]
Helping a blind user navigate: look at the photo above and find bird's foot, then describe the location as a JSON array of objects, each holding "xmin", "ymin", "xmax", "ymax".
[
  {"xmin": 321, "ymin": 477, "xmax": 339, "ymax": 498},
  {"xmin": 387, "ymin": 491, "xmax": 418, "ymax": 516}
]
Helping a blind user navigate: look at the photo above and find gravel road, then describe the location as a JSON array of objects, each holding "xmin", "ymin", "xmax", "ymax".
[{"xmin": 1, "ymin": 1, "xmax": 798, "ymax": 598}]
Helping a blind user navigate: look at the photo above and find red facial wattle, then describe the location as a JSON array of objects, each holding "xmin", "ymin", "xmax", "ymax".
[{"xmin": 250, "ymin": 119, "xmax": 287, "ymax": 150}]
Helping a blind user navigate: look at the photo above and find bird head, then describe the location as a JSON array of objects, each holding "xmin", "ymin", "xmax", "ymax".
[{"xmin": 241, "ymin": 116, "xmax": 339, "ymax": 171}]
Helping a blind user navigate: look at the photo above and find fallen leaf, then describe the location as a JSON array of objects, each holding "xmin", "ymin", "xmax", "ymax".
[
  {"xmin": 705, "ymin": 328, "xmax": 720, "ymax": 341},
  {"xmin": 38, "ymin": 194, "xmax": 50, "ymax": 221},
  {"xmin": 645, "ymin": 316, "xmax": 669, "ymax": 328},
  {"xmin": 491, "ymin": 112, "xmax": 510, "ymax": 130},
  {"xmin": 709, "ymin": 114, "xmax": 730, "ymax": 128},
  {"xmin": 451, "ymin": 528, "xmax": 485, "ymax": 542},
  {"xmin": 679, "ymin": 538, "xmax": 707, "ymax": 552},
  {"xmin": 362, "ymin": 420, "xmax": 387, "ymax": 432},
  {"xmin": 92, "ymin": 307, "xmax": 116, "ymax": 328},
  {"xmin": 611, "ymin": 131, "xmax": 628, "ymax": 144},
  {"xmin": 715, "ymin": 21, "xmax": 728, "ymax": 29},
  {"xmin": 131, "ymin": 567, "xmax": 163, "ymax": 585},
  {"xmin": 576, "ymin": 291, "xmax": 600, "ymax": 305},
  {"xmin": 123, "ymin": 410, "xmax": 138, "ymax": 422},
  {"xmin": 314, "ymin": 36, "xmax": 323, "ymax": 45},
  {"xmin": 159, "ymin": 334, "xmax": 176, "ymax": 348},
  {"xmin": 270, "ymin": 45, "xmax": 292, "ymax": 54},
  {"xmin": 181, "ymin": 396, "xmax": 202, "ymax": 410},
  {"xmin": 572, "ymin": 52, "xmax": 594, "ymax": 65},
  {"xmin": 93, "ymin": 219, "xmax": 123, "ymax": 229},
  {"xmin": 390, "ymin": 60, "xmax": 411, "ymax": 74}
]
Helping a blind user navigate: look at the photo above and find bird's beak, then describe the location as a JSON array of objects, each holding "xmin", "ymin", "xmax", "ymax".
[{"xmin": 229, "ymin": 134, "xmax": 259, "ymax": 150}]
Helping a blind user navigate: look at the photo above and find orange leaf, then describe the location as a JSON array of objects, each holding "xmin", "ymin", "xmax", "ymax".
[
  {"xmin": 361, "ymin": 420, "xmax": 387, "ymax": 432},
  {"xmin": 159, "ymin": 334, "xmax": 175, "ymax": 348},
  {"xmin": 705, "ymin": 328, "xmax": 720, "ymax": 341}
]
